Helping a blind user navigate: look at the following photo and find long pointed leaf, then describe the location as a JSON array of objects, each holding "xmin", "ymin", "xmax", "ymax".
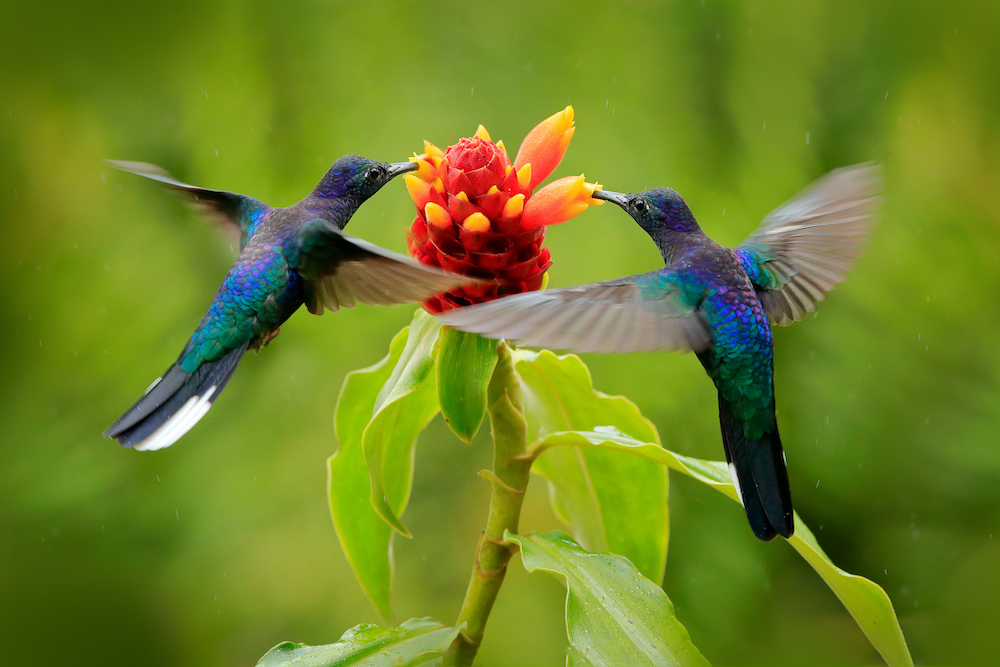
[
  {"xmin": 507, "ymin": 531, "xmax": 709, "ymax": 667},
  {"xmin": 531, "ymin": 428, "xmax": 913, "ymax": 667},
  {"xmin": 328, "ymin": 329, "xmax": 410, "ymax": 622},
  {"xmin": 436, "ymin": 327, "xmax": 498, "ymax": 442},
  {"xmin": 256, "ymin": 617, "xmax": 461, "ymax": 667},
  {"xmin": 363, "ymin": 310, "xmax": 442, "ymax": 537},
  {"xmin": 512, "ymin": 349, "xmax": 668, "ymax": 583}
]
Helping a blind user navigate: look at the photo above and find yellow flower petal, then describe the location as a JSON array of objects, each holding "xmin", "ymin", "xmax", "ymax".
[
  {"xmin": 404, "ymin": 174, "xmax": 432, "ymax": 208},
  {"xmin": 474, "ymin": 124, "xmax": 491, "ymax": 141},
  {"xmin": 463, "ymin": 211, "xmax": 491, "ymax": 233},
  {"xmin": 425, "ymin": 201, "xmax": 453, "ymax": 229},
  {"xmin": 517, "ymin": 164, "xmax": 532, "ymax": 191},
  {"xmin": 501, "ymin": 193, "xmax": 525, "ymax": 219},
  {"xmin": 423, "ymin": 140, "xmax": 444, "ymax": 159}
]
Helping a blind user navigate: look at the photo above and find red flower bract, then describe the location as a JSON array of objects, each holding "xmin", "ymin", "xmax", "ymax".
[{"xmin": 405, "ymin": 108, "xmax": 600, "ymax": 313}]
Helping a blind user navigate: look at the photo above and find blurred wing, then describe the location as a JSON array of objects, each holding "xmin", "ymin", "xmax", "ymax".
[
  {"xmin": 106, "ymin": 160, "xmax": 269, "ymax": 249},
  {"xmin": 736, "ymin": 163, "xmax": 881, "ymax": 325},
  {"xmin": 285, "ymin": 219, "xmax": 471, "ymax": 315},
  {"xmin": 436, "ymin": 271, "xmax": 712, "ymax": 354}
]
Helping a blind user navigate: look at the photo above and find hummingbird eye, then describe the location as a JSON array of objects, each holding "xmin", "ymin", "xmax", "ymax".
[
  {"xmin": 631, "ymin": 198, "xmax": 648, "ymax": 215},
  {"xmin": 367, "ymin": 166, "xmax": 387, "ymax": 182}
]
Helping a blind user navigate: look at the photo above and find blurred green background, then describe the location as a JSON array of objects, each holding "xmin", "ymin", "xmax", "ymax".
[{"xmin": 2, "ymin": 1, "xmax": 998, "ymax": 664}]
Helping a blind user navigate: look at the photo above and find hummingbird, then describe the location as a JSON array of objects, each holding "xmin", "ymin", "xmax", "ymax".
[
  {"xmin": 104, "ymin": 155, "xmax": 469, "ymax": 452},
  {"xmin": 438, "ymin": 165, "xmax": 880, "ymax": 540}
]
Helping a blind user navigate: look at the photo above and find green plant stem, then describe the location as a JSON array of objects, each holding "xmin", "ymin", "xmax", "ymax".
[{"xmin": 446, "ymin": 342, "xmax": 531, "ymax": 666}]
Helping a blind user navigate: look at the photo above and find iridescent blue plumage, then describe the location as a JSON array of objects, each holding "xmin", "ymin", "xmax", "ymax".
[
  {"xmin": 104, "ymin": 155, "xmax": 469, "ymax": 451},
  {"xmin": 438, "ymin": 165, "xmax": 880, "ymax": 541}
]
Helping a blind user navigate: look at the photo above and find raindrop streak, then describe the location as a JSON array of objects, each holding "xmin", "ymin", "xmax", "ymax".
[
  {"xmin": 806, "ymin": 132, "xmax": 810, "ymax": 145},
  {"xmin": 175, "ymin": 509, "xmax": 180, "ymax": 520}
]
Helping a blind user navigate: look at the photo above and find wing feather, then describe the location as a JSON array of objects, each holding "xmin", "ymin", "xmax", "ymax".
[
  {"xmin": 437, "ymin": 271, "xmax": 712, "ymax": 354},
  {"xmin": 284, "ymin": 220, "xmax": 470, "ymax": 314},
  {"xmin": 106, "ymin": 160, "xmax": 268, "ymax": 248},
  {"xmin": 737, "ymin": 164, "xmax": 881, "ymax": 325}
]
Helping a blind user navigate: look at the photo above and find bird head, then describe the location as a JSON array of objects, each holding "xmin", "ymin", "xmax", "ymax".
[
  {"xmin": 313, "ymin": 155, "xmax": 417, "ymax": 202},
  {"xmin": 593, "ymin": 187, "xmax": 699, "ymax": 236}
]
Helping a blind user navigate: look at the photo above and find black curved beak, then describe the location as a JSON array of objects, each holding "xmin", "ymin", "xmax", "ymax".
[
  {"xmin": 387, "ymin": 161, "xmax": 419, "ymax": 179},
  {"xmin": 592, "ymin": 188, "xmax": 630, "ymax": 208}
]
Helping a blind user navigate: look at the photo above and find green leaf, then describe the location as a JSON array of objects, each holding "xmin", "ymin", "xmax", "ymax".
[
  {"xmin": 328, "ymin": 328, "xmax": 409, "ymax": 622},
  {"xmin": 435, "ymin": 327, "xmax": 498, "ymax": 442},
  {"xmin": 256, "ymin": 617, "xmax": 461, "ymax": 667},
  {"xmin": 512, "ymin": 349, "xmax": 668, "ymax": 583},
  {"xmin": 363, "ymin": 310, "xmax": 442, "ymax": 537},
  {"xmin": 507, "ymin": 531, "xmax": 709, "ymax": 667},
  {"xmin": 532, "ymin": 428, "xmax": 913, "ymax": 667},
  {"xmin": 787, "ymin": 523, "xmax": 914, "ymax": 667}
]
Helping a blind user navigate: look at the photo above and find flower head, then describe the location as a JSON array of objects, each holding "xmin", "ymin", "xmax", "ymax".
[{"xmin": 405, "ymin": 107, "xmax": 601, "ymax": 313}]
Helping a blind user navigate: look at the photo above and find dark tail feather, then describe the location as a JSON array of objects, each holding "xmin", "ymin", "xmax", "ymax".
[
  {"xmin": 104, "ymin": 342, "xmax": 248, "ymax": 451},
  {"xmin": 717, "ymin": 393, "xmax": 794, "ymax": 541}
]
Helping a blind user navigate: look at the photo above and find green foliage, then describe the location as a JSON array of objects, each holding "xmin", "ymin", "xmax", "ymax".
[
  {"xmin": 327, "ymin": 329, "xmax": 911, "ymax": 665},
  {"xmin": 363, "ymin": 311, "xmax": 442, "ymax": 538},
  {"xmin": 328, "ymin": 311, "xmax": 442, "ymax": 621},
  {"xmin": 435, "ymin": 328, "xmax": 498, "ymax": 443},
  {"xmin": 514, "ymin": 349, "xmax": 669, "ymax": 583},
  {"xmin": 507, "ymin": 531, "xmax": 709, "ymax": 667},
  {"xmin": 528, "ymin": 427, "xmax": 912, "ymax": 667},
  {"xmin": 328, "ymin": 328, "xmax": 408, "ymax": 621},
  {"xmin": 256, "ymin": 618, "xmax": 460, "ymax": 667}
]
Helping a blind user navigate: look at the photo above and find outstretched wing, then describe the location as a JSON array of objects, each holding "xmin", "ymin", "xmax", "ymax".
[
  {"xmin": 436, "ymin": 270, "xmax": 712, "ymax": 354},
  {"xmin": 284, "ymin": 219, "xmax": 471, "ymax": 315},
  {"xmin": 736, "ymin": 163, "xmax": 881, "ymax": 326},
  {"xmin": 106, "ymin": 160, "xmax": 270, "ymax": 249}
]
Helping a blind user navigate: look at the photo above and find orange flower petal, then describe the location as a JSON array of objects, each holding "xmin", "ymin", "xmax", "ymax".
[
  {"xmin": 513, "ymin": 106, "xmax": 575, "ymax": 190},
  {"xmin": 520, "ymin": 174, "xmax": 599, "ymax": 230},
  {"xmin": 416, "ymin": 158, "xmax": 437, "ymax": 182}
]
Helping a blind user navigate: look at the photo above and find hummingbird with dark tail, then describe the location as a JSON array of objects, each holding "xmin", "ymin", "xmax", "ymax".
[
  {"xmin": 105, "ymin": 155, "xmax": 469, "ymax": 452},
  {"xmin": 438, "ymin": 165, "xmax": 880, "ymax": 540}
]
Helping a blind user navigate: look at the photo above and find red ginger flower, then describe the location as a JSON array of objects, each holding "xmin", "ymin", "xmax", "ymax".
[{"xmin": 405, "ymin": 106, "xmax": 601, "ymax": 313}]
